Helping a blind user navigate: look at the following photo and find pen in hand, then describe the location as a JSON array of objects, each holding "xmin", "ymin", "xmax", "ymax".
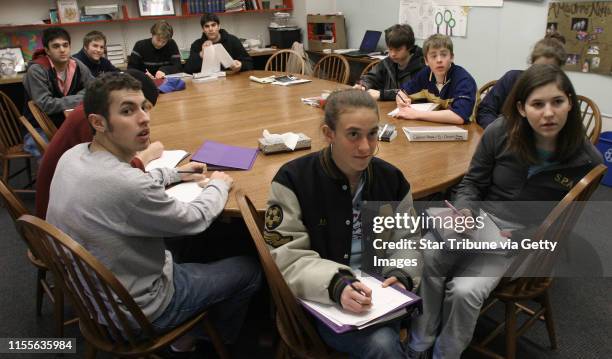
[
  {"xmin": 444, "ymin": 200, "xmax": 463, "ymax": 216},
  {"xmin": 398, "ymin": 89, "xmax": 409, "ymax": 104},
  {"xmin": 177, "ymin": 169, "xmax": 205, "ymax": 174}
]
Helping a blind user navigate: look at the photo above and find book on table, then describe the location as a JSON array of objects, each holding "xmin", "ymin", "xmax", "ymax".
[
  {"xmin": 144, "ymin": 150, "xmax": 189, "ymax": 172},
  {"xmin": 191, "ymin": 141, "xmax": 258, "ymax": 170},
  {"xmin": 300, "ymin": 271, "xmax": 421, "ymax": 334},
  {"xmin": 402, "ymin": 126, "xmax": 468, "ymax": 142},
  {"xmin": 387, "ymin": 102, "xmax": 439, "ymax": 117}
]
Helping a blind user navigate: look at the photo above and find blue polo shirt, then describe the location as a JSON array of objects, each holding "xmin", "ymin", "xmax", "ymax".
[{"xmin": 400, "ymin": 63, "xmax": 477, "ymax": 124}]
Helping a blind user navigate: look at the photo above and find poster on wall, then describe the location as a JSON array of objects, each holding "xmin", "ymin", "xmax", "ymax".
[
  {"xmin": 547, "ymin": 1, "xmax": 611, "ymax": 76},
  {"xmin": 399, "ymin": 0, "xmax": 469, "ymax": 39},
  {"xmin": 0, "ymin": 31, "xmax": 42, "ymax": 62}
]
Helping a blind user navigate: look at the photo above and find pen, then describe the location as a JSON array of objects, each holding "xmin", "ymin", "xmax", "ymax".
[
  {"xmin": 177, "ymin": 169, "xmax": 205, "ymax": 174},
  {"xmin": 444, "ymin": 200, "xmax": 463, "ymax": 216},
  {"xmin": 344, "ymin": 279, "xmax": 368, "ymax": 297},
  {"xmin": 398, "ymin": 89, "xmax": 409, "ymax": 104},
  {"xmin": 379, "ymin": 124, "xmax": 388, "ymax": 141}
]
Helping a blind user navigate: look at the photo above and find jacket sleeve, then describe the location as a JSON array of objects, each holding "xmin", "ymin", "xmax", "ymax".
[
  {"xmin": 128, "ymin": 42, "xmax": 146, "ymax": 72},
  {"xmin": 265, "ymin": 181, "xmax": 353, "ymax": 305},
  {"xmin": 476, "ymin": 73, "xmax": 513, "ymax": 129},
  {"xmin": 449, "ymin": 72, "xmax": 477, "ymax": 124},
  {"xmin": 23, "ymin": 65, "xmax": 83, "ymax": 116},
  {"xmin": 76, "ymin": 60, "xmax": 94, "ymax": 94},
  {"xmin": 360, "ymin": 62, "xmax": 384, "ymax": 90},
  {"xmin": 164, "ymin": 40, "xmax": 183, "ymax": 74},
  {"xmin": 184, "ymin": 41, "xmax": 202, "ymax": 74},
  {"xmin": 454, "ymin": 124, "xmax": 498, "ymax": 212},
  {"xmin": 231, "ymin": 39, "xmax": 253, "ymax": 71}
]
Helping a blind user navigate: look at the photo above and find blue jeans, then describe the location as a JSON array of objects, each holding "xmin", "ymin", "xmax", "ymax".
[
  {"xmin": 151, "ymin": 256, "xmax": 262, "ymax": 343},
  {"xmin": 316, "ymin": 319, "xmax": 406, "ymax": 359}
]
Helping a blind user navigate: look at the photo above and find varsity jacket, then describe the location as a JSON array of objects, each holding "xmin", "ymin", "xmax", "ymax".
[
  {"xmin": 73, "ymin": 48, "xmax": 119, "ymax": 77},
  {"xmin": 265, "ymin": 149, "xmax": 422, "ymax": 305},
  {"xmin": 360, "ymin": 46, "xmax": 425, "ymax": 101},
  {"xmin": 128, "ymin": 38, "xmax": 182, "ymax": 75},
  {"xmin": 476, "ymin": 70, "xmax": 523, "ymax": 129},
  {"xmin": 23, "ymin": 49, "xmax": 93, "ymax": 127},
  {"xmin": 401, "ymin": 63, "xmax": 477, "ymax": 124},
  {"xmin": 184, "ymin": 29, "xmax": 253, "ymax": 74},
  {"xmin": 454, "ymin": 116, "xmax": 603, "ymax": 227}
]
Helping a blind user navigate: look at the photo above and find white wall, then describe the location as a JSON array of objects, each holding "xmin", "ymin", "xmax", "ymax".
[{"xmin": 335, "ymin": 0, "xmax": 612, "ymax": 119}]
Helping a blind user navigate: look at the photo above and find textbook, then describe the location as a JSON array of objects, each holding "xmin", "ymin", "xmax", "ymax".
[
  {"xmin": 402, "ymin": 126, "xmax": 468, "ymax": 142},
  {"xmin": 192, "ymin": 141, "xmax": 258, "ymax": 170},
  {"xmin": 387, "ymin": 102, "xmax": 439, "ymax": 117},
  {"xmin": 300, "ymin": 271, "xmax": 421, "ymax": 334}
]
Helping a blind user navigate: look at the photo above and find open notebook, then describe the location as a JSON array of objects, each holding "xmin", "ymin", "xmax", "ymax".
[
  {"xmin": 387, "ymin": 102, "xmax": 439, "ymax": 116},
  {"xmin": 300, "ymin": 271, "xmax": 421, "ymax": 333},
  {"xmin": 144, "ymin": 150, "xmax": 189, "ymax": 172}
]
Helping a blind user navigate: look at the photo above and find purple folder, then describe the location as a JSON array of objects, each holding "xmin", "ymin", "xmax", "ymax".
[{"xmin": 191, "ymin": 141, "xmax": 258, "ymax": 170}]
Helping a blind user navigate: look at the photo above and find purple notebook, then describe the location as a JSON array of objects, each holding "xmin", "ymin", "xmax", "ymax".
[{"xmin": 191, "ymin": 141, "xmax": 258, "ymax": 170}]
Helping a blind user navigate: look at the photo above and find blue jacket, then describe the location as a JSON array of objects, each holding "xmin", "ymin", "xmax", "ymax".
[
  {"xmin": 73, "ymin": 48, "xmax": 119, "ymax": 77},
  {"xmin": 401, "ymin": 63, "xmax": 476, "ymax": 124},
  {"xmin": 476, "ymin": 69, "xmax": 522, "ymax": 129}
]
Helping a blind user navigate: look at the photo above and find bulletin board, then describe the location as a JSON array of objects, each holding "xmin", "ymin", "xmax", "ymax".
[{"xmin": 547, "ymin": 1, "xmax": 611, "ymax": 76}]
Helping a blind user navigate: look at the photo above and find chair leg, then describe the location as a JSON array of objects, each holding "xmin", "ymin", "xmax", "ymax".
[
  {"xmin": 2, "ymin": 159, "xmax": 9, "ymax": 183},
  {"xmin": 505, "ymin": 301, "xmax": 517, "ymax": 359},
  {"xmin": 36, "ymin": 269, "xmax": 46, "ymax": 316},
  {"xmin": 54, "ymin": 285, "xmax": 64, "ymax": 337},
  {"xmin": 85, "ymin": 341, "xmax": 97, "ymax": 359},
  {"xmin": 25, "ymin": 157, "xmax": 33, "ymax": 186},
  {"xmin": 202, "ymin": 316, "xmax": 230, "ymax": 359},
  {"xmin": 541, "ymin": 292, "xmax": 558, "ymax": 349}
]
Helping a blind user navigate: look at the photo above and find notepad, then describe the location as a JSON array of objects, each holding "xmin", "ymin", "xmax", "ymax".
[
  {"xmin": 165, "ymin": 182, "xmax": 202, "ymax": 202},
  {"xmin": 300, "ymin": 271, "xmax": 421, "ymax": 333},
  {"xmin": 387, "ymin": 102, "xmax": 439, "ymax": 116},
  {"xmin": 145, "ymin": 150, "xmax": 189, "ymax": 172},
  {"xmin": 191, "ymin": 141, "xmax": 258, "ymax": 170}
]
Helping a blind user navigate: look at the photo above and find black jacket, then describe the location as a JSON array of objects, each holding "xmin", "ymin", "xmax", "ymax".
[
  {"xmin": 128, "ymin": 38, "xmax": 182, "ymax": 75},
  {"xmin": 73, "ymin": 48, "xmax": 119, "ymax": 77},
  {"xmin": 476, "ymin": 70, "xmax": 522, "ymax": 129},
  {"xmin": 184, "ymin": 29, "xmax": 253, "ymax": 74},
  {"xmin": 360, "ymin": 46, "xmax": 424, "ymax": 101}
]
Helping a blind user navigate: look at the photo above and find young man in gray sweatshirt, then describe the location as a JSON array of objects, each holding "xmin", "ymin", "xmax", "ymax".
[{"xmin": 47, "ymin": 72, "xmax": 261, "ymax": 355}]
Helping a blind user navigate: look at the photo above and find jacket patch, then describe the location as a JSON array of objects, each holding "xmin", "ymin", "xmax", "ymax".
[
  {"xmin": 264, "ymin": 230, "xmax": 292, "ymax": 248},
  {"xmin": 265, "ymin": 205, "xmax": 283, "ymax": 230},
  {"xmin": 554, "ymin": 173, "xmax": 574, "ymax": 189}
]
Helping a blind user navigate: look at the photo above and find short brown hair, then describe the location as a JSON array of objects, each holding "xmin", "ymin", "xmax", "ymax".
[
  {"xmin": 150, "ymin": 21, "xmax": 173, "ymax": 39},
  {"xmin": 83, "ymin": 30, "xmax": 107, "ymax": 48},
  {"xmin": 423, "ymin": 34, "xmax": 453, "ymax": 56},
  {"xmin": 530, "ymin": 37, "xmax": 566, "ymax": 67},
  {"xmin": 385, "ymin": 24, "xmax": 415, "ymax": 50},
  {"xmin": 503, "ymin": 64, "xmax": 583, "ymax": 165}
]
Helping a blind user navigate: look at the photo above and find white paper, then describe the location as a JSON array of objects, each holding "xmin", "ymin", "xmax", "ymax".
[
  {"xmin": 388, "ymin": 103, "xmax": 439, "ymax": 116},
  {"xmin": 300, "ymin": 271, "xmax": 416, "ymax": 328},
  {"xmin": 399, "ymin": 0, "xmax": 469, "ymax": 39},
  {"xmin": 262, "ymin": 129, "xmax": 299, "ymax": 150},
  {"xmin": 165, "ymin": 182, "xmax": 202, "ymax": 203},
  {"xmin": 201, "ymin": 45, "xmax": 220, "ymax": 75},
  {"xmin": 145, "ymin": 150, "xmax": 188, "ymax": 172},
  {"xmin": 165, "ymin": 72, "xmax": 192, "ymax": 78},
  {"xmin": 214, "ymin": 44, "xmax": 235, "ymax": 68}
]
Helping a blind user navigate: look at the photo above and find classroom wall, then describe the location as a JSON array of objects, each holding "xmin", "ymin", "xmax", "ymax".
[{"xmin": 335, "ymin": 0, "xmax": 612, "ymax": 119}]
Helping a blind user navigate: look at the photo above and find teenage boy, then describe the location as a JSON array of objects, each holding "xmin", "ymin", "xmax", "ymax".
[
  {"xmin": 394, "ymin": 34, "xmax": 476, "ymax": 125},
  {"xmin": 128, "ymin": 20, "xmax": 182, "ymax": 79},
  {"xmin": 184, "ymin": 12, "xmax": 253, "ymax": 74},
  {"xmin": 23, "ymin": 27, "xmax": 94, "ymax": 127},
  {"xmin": 47, "ymin": 72, "xmax": 261, "ymax": 355},
  {"xmin": 73, "ymin": 30, "xmax": 119, "ymax": 77},
  {"xmin": 354, "ymin": 24, "xmax": 424, "ymax": 101}
]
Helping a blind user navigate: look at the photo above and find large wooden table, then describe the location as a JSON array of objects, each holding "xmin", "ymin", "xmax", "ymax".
[{"xmin": 150, "ymin": 70, "xmax": 483, "ymax": 214}]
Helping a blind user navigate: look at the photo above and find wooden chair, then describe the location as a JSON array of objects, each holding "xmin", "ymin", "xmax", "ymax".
[
  {"xmin": 16, "ymin": 215, "xmax": 229, "ymax": 359},
  {"xmin": 0, "ymin": 90, "xmax": 35, "ymax": 193},
  {"xmin": 359, "ymin": 59, "xmax": 381, "ymax": 79},
  {"xmin": 469, "ymin": 80, "xmax": 497, "ymax": 123},
  {"xmin": 470, "ymin": 164, "xmax": 607, "ymax": 359},
  {"xmin": 19, "ymin": 116, "xmax": 48, "ymax": 155},
  {"xmin": 576, "ymin": 95, "xmax": 602, "ymax": 145},
  {"xmin": 27, "ymin": 100, "xmax": 57, "ymax": 141},
  {"xmin": 313, "ymin": 54, "xmax": 350, "ymax": 84},
  {"xmin": 0, "ymin": 179, "xmax": 70, "ymax": 336},
  {"xmin": 265, "ymin": 49, "xmax": 306, "ymax": 75},
  {"xmin": 236, "ymin": 190, "xmax": 343, "ymax": 359}
]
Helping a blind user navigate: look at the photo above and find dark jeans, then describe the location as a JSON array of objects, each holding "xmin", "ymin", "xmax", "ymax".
[{"xmin": 151, "ymin": 257, "xmax": 262, "ymax": 343}]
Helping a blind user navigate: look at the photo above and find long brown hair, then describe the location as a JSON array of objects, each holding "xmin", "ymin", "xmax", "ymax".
[{"xmin": 503, "ymin": 64, "xmax": 584, "ymax": 164}]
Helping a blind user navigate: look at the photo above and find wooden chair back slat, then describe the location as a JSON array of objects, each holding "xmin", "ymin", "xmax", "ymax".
[
  {"xmin": 18, "ymin": 116, "xmax": 48, "ymax": 155},
  {"xmin": 0, "ymin": 91, "xmax": 23, "ymax": 152},
  {"xmin": 358, "ymin": 60, "xmax": 381, "ymax": 80},
  {"xmin": 313, "ymin": 54, "xmax": 350, "ymax": 84},
  {"xmin": 27, "ymin": 101, "xmax": 57, "ymax": 140},
  {"xmin": 469, "ymin": 80, "xmax": 497, "ymax": 123},
  {"xmin": 265, "ymin": 50, "xmax": 306, "ymax": 75},
  {"xmin": 236, "ymin": 190, "xmax": 331, "ymax": 358},
  {"xmin": 576, "ymin": 95, "xmax": 602, "ymax": 144},
  {"xmin": 16, "ymin": 215, "xmax": 158, "ymax": 351}
]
